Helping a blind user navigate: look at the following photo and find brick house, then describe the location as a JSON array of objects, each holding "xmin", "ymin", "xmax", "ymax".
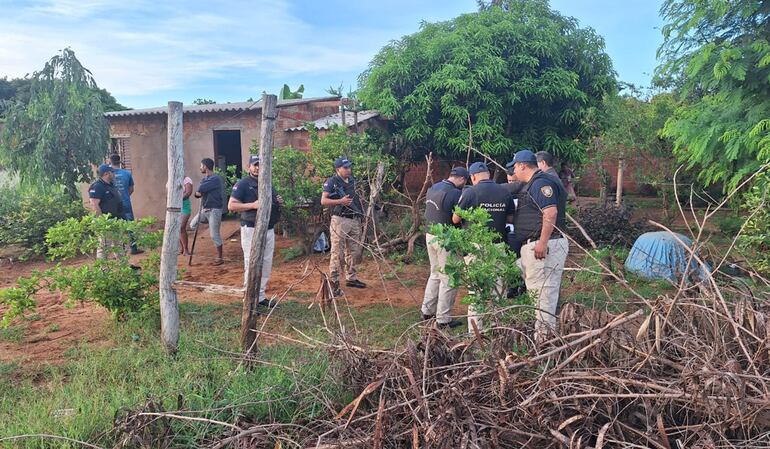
[{"xmin": 104, "ymin": 97, "xmax": 382, "ymax": 219}]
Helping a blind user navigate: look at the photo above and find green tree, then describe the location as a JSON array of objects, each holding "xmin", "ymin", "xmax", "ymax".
[
  {"xmin": 358, "ymin": 0, "xmax": 616, "ymax": 163},
  {"xmin": 656, "ymin": 0, "xmax": 770, "ymax": 191},
  {"xmin": 0, "ymin": 49, "xmax": 111, "ymax": 199},
  {"xmin": 0, "ymin": 76, "xmax": 128, "ymax": 117},
  {"xmin": 593, "ymin": 89, "xmax": 677, "ymax": 205}
]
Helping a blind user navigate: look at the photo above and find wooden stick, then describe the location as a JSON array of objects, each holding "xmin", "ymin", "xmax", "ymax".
[
  {"xmin": 241, "ymin": 93, "xmax": 277, "ymax": 360},
  {"xmin": 187, "ymin": 198, "xmax": 202, "ymax": 266},
  {"xmin": 159, "ymin": 101, "xmax": 183, "ymax": 353}
]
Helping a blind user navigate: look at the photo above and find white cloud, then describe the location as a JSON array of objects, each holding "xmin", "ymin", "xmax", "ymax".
[{"xmin": 0, "ymin": 0, "xmax": 386, "ymax": 97}]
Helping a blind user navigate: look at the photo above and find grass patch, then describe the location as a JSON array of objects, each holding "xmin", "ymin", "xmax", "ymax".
[
  {"xmin": 280, "ymin": 245, "xmax": 305, "ymax": 262},
  {"xmin": 0, "ymin": 302, "xmax": 344, "ymax": 448},
  {"xmin": 0, "ymin": 325, "xmax": 25, "ymax": 342}
]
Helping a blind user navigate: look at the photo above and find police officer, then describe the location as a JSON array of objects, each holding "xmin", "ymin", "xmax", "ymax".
[
  {"xmin": 509, "ymin": 149, "xmax": 568, "ymax": 343},
  {"xmin": 420, "ymin": 166, "xmax": 469, "ymax": 329},
  {"xmin": 228, "ymin": 155, "xmax": 283, "ymax": 308},
  {"xmin": 452, "ymin": 162, "xmax": 515, "ymax": 330},
  {"xmin": 535, "ymin": 151, "xmax": 560, "ymax": 179},
  {"xmin": 88, "ymin": 164, "xmax": 125, "ymax": 259},
  {"xmin": 321, "ymin": 157, "xmax": 367, "ymax": 295}
]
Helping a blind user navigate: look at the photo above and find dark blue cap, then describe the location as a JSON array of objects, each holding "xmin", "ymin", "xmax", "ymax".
[
  {"xmin": 249, "ymin": 155, "xmax": 260, "ymax": 165},
  {"xmin": 449, "ymin": 166, "xmax": 469, "ymax": 179},
  {"xmin": 334, "ymin": 157, "xmax": 352, "ymax": 169},
  {"xmin": 512, "ymin": 149, "xmax": 537, "ymax": 164},
  {"xmin": 97, "ymin": 164, "xmax": 113, "ymax": 176},
  {"xmin": 468, "ymin": 161, "xmax": 489, "ymax": 175}
]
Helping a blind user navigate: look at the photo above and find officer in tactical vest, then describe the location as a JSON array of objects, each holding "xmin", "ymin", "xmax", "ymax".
[
  {"xmin": 321, "ymin": 157, "xmax": 367, "ymax": 295},
  {"xmin": 420, "ymin": 166, "xmax": 469, "ymax": 329},
  {"xmin": 452, "ymin": 162, "xmax": 515, "ymax": 330},
  {"xmin": 509, "ymin": 149, "xmax": 569, "ymax": 343},
  {"xmin": 228, "ymin": 155, "xmax": 283, "ymax": 308}
]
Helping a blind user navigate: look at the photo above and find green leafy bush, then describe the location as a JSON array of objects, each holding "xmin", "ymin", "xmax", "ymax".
[
  {"xmin": 0, "ymin": 215, "xmax": 162, "ymax": 325},
  {"xmin": 737, "ymin": 175, "xmax": 770, "ymax": 276},
  {"xmin": 429, "ymin": 207, "xmax": 527, "ymax": 317},
  {"xmin": 0, "ymin": 185, "xmax": 85, "ymax": 257}
]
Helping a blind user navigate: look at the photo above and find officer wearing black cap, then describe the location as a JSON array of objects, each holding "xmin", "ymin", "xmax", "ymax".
[
  {"xmin": 420, "ymin": 166, "xmax": 468, "ymax": 329},
  {"xmin": 452, "ymin": 162, "xmax": 515, "ymax": 240},
  {"xmin": 88, "ymin": 164, "xmax": 126, "ymax": 259},
  {"xmin": 452, "ymin": 161, "xmax": 515, "ymax": 330},
  {"xmin": 321, "ymin": 157, "xmax": 367, "ymax": 295},
  {"xmin": 228, "ymin": 155, "xmax": 283, "ymax": 307},
  {"xmin": 509, "ymin": 149, "xmax": 568, "ymax": 343}
]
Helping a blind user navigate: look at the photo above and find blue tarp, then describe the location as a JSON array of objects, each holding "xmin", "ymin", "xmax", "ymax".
[{"xmin": 624, "ymin": 231, "xmax": 707, "ymax": 282}]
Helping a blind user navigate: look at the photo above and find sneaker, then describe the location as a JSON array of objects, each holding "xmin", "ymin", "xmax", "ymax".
[
  {"xmin": 437, "ymin": 319, "xmax": 463, "ymax": 329},
  {"xmin": 212, "ymin": 258, "xmax": 224, "ymax": 266},
  {"xmin": 130, "ymin": 249, "xmax": 145, "ymax": 255},
  {"xmin": 345, "ymin": 279, "xmax": 367, "ymax": 289},
  {"xmin": 422, "ymin": 314, "xmax": 435, "ymax": 321},
  {"xmin": 258, "ymin": 299, "xmax": 276, "ymax": 308}
]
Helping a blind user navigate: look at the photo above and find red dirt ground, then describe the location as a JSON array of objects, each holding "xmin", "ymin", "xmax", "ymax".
[{"xmin": 0, "ymin": 219, "xmax": 432, "ymax": 366}]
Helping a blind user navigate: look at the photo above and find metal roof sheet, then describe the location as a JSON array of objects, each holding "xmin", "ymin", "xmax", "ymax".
[
  {"xmin": 105, "ymin": 96, "xmax": 340, "ymax": 118},
  {"xmin": 285, "ymin": 110, "xmax": 381, "ymax": 132}
]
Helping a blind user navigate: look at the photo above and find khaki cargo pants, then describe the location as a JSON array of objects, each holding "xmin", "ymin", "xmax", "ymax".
[
  {"xmin": 517, "ymin": 238, "xmax": 569, "ymax": 343},
  {"xmin": 329, "ymin": 215, "xmax": 363, "ymax": 284},
  {"xmin": 421, "ymin": 233, "xmax": 459, "ymax": 324}
]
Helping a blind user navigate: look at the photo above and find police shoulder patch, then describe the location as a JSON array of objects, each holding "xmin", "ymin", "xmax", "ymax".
[{"xmin": 541, "ymin": 185, "xmax": 553, "ymax": 198}]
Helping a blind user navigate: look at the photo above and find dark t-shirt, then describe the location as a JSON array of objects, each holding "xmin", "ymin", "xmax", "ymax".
[
  {"xmin": 323, "ymin": 175, "xmax": 363, "ymax": 217},
  {"xmin": 231, "ymin": 176, "xmax": 281, "ymax": 229},
  {"xmin": 88, "ymin": 179, "xmax": 124, "ymax": 218},
  {"xmin": 198, "ymin": 174, "xmax": 224, "ymax": 209},
  {"xmin": 457, "ymin": 179, "xmax": 514, "ymax": 240},
  {"xmin": 424, "ymin": 180, "xmax": 462, "ymax": 227}
]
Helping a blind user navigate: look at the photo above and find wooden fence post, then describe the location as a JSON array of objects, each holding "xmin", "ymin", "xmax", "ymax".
[
  {"xmin": 240, "ymin": 93, "xmax": 277, "ymax": 359},
  {"xmin": 159, "ymin": 101, "xmax": 183, "ymax": 353}
]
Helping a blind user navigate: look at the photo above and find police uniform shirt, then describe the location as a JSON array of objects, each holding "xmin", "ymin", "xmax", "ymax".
[
  {"xmin": 424, "ymin": 180, "xmax": 462, "ymax": 227},
  {"xmin": 231, "ymin": 177, "xmax": 281, "ymax": 229},
  {"xmin": 457, "ymin": 179, "xmax": 515, "ymax": 239},
  {"xmin": 513, "ymin": 171, "xmax": 565, "ymax": 241},
  {"xmin": 197, "ymin": 174, "xmax": 225, "ymax": 209},
  {"xmin": 323, "ymin": 175, "xmax": 363, "ymax": 217},
  {"xmin": 88, "ymin": 179, "xmax": 124, "ymax": 218}
]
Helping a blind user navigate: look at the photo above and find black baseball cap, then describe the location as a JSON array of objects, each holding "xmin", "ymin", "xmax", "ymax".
[
  {"xmin": 468, "ymin": 161, "xmax": 489, "ymax": 175},
  {"xmin": 97, "ymin": 164, "xmax": 113, "ymax": 176},
  {"xmin": 249, "ymin": 155, "xmax": 260, "ymax": 165},
  {"xmin": 511, "ymin": 149, "xmax": 537, "ymax": 164},
  {"xmin": 449, "ymin": 166, "xmax": 469, "ymax": 179},
  {"xmin": 334, "ymin": 157, "xmax": 352, "ymax": 169}
]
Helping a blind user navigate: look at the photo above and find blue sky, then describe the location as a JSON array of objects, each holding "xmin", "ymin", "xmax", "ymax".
[{"xmin": 1, "ymin": 0, "xmax": 663, "ymax": 109}]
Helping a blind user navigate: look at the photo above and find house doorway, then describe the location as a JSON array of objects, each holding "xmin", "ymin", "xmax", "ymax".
[{"xmin": 213, "ymin": 130, "xmax": 242, "ymax": 178}]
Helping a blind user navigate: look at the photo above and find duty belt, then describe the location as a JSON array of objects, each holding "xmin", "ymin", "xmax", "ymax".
[{"xmin": 525, "ymin": 233, "xmax": 564, "ymax": 245}]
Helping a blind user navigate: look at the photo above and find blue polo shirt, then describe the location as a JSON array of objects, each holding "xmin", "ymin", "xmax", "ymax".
[{"xmin": 112, "ymin": 168, "xmax": 134, "ymax": 215}]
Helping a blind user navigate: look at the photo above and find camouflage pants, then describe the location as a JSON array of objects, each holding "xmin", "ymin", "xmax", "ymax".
[{"xmin": 328, "ymin": 216, "xmax": 363, "ymax": 283}]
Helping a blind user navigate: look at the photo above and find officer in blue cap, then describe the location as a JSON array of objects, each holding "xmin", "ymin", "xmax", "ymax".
[
  {"xmin": 321, "ymin": 157, "xmax": 367, "ymax": 296},
  {"xmin": 88, "ymin": 164, "xmax": 126, "ymax": 259},
  {"xmin": 452, "ymin": 161, "xmax": 515, "ymax": 330},
  {"xmin": 508, "ymin": 149, "xmax": 568, "ymax": 343},
  {"xmin": 420, "ymin": 166, "xmax": 469, "ymax": 329}
]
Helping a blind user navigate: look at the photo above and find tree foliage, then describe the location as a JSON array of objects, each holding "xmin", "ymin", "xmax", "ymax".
[
  {"xmin": 0, "ymin": 75, "xmax": 128, "ymax": 117},
  {"xmin": 0, "ymin": 49, "xmax": 111, "ymax": 199},
  {"xmin": 279, "ymin": 84, "xmax": 305, "ymax": 100},
  {"xmin": 656, "ymin": 0, "xmax": 770, "ymax": 190},
  {"xmin": 358, "ymin": 0, "xmax": 616, "ymax": 163}
]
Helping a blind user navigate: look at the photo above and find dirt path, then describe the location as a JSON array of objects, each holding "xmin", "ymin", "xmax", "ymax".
[{"xmin": 0, "ymin": 219, "xmax": 432, "ymax": 365}]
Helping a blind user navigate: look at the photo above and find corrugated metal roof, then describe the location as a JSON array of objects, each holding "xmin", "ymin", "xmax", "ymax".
[
  {"xmin": 285, "ymin": 110, "xmax": 381, "ymax": 132},
  {"xmin": 105, "ymin": 96, "xmax": 340, "ymax": 118}
]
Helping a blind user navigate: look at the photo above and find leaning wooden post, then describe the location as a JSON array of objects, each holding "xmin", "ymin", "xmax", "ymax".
[
  {"xmin": 240, "ymin": 93, "xmax": 277, "ymax": 359},
  {"xmin": 159, "ymin": 101, "xmax": 183, "ymax": 353}
]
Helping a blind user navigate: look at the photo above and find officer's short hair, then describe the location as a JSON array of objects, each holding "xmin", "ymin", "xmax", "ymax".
[
  {"xmin": 535, "ymin": 151, "xmax": 554, "ymax": 167},
  {"xmin": 201, "ymin": 158, "xmax": 215, "ymax": 171},
  {"xmin": 110, "ymin": 154, "xmax": 121, "ymax": 165}
]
